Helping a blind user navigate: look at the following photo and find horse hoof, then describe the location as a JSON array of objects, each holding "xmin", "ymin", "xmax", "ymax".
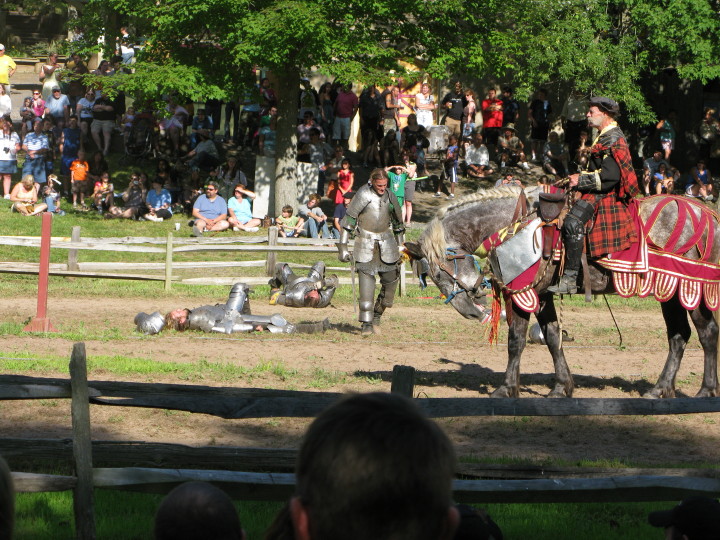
[
  {"xmin": 696, "ymin": 386, "xmax": 719, "ymax": 398},
  {"xmin": 490, "ymin": 385, "xmax": 518, "ymax": 398},
  {"xmin": 547, "ymin": 385, "xmax": 571, "ymax": 398},
  {"xmin": 643, "ymin": 387, "xmax": 674, "ymax": 399}
]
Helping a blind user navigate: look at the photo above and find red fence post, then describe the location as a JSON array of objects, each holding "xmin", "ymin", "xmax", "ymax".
[{"xmin": 23, "ymin": 212, "xmax": 58, "ymax": 333}]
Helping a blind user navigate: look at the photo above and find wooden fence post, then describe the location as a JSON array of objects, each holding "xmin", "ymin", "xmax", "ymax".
[
  {"xmin": 390, "ymin": 365, "xmax": 415, "ymax": 398},
  {"xmin": 67, "ymin": 226, "xmax": 81, "ymax": 271},
  {"xmin": 266, "ymin": 226, "xmax": 278, "ymax": 276},
  {"xmin": 165, "ymin": 232, "xmax": 174, "ymax": 291},
  {"xmin": 69, "ymin": 343, "xmax": 96, "ymax": 540},
  {"xmin": 399, "ymin": 260, "xmax": 407, "ymax": 297}
]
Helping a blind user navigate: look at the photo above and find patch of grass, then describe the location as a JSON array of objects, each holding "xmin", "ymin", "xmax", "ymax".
[{"xmin": 307, "ymin": 367, "xmax": 346, "ymax": 388}]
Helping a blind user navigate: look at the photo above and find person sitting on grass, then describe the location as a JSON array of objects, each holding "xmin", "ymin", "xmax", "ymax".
[
  {"xmin": 10, "ymin": 174, "xmax": 47, "ymax": 216},
  {"xmin": 144, "ymin": 178, "xmax": 173, "ymax": 222},
  {"xmin": 154, "ymin": 481, "xmax": 245, "ymax": 540},
  {"xmin": 276, "ymin": 205, "xmax": 304, "ymax": 238},
  {"xmin": 227, "ymin": 184, "xmax": 261, "ymax": 232},
  {"xmin": 299, "ymin": 193, "xmax": 331, "ymax": 239},
  {"xmin": 43, "ymin": 175, "xmax": 64, "ymax": 216},
  {"xmin": 92, "ymin": 171, "xmax": 114, "ymax": 213},
  {"xmin": 191, "ymin": 180, "xmax": 229, "ymax": 236},
  {"xmin": 106, "ymin": 173, "xmax": 147, "ymax": 219}
]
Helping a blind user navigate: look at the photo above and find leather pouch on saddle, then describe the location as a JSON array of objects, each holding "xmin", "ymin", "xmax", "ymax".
[
  {"xmin": 538, "ymin": 192, "xmax": 567, "ymax": 259},
  {"xmin": 488, "ymin": 217, "xmax": 543, "ymax": 284}
]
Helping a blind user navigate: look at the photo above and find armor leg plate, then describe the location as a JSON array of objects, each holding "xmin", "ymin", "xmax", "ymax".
[{"xmin": 358, "ymin": 271, "xmax": 377, "ymax": 323}]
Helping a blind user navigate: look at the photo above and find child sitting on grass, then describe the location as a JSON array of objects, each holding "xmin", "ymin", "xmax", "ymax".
[{"xmin": 276, "ymin": 205, "xmax": 304, "ymax": 238}]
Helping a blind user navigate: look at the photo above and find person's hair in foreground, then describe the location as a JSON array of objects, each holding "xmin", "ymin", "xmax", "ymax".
[
  {"xmin": 289, "ymin": 392, "xmax": 459, "ymax": 540},
  {"xmin": 0, "ymin": 455, "xmax": 14, "ymax": 540},
  {"xmin": 154, "ymin": 481, "xmax": 244, "ymax": 540}
]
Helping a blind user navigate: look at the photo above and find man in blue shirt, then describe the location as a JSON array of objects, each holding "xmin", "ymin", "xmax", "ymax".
[{"xmin": 191, "ymin": 181, "xmax": 229, "ymax": 236}]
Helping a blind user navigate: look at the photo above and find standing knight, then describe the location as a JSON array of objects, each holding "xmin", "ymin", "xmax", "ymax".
[{"xmin": 338, "ymin": 169, "xmax": 404, "ymax": 334}]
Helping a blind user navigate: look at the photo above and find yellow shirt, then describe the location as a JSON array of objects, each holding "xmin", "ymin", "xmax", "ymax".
[{"xmin": 0, "ymin": 55, "xmax": 16, "ymax": 85}]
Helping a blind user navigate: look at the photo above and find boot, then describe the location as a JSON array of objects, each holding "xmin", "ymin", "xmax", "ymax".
[
  {"xmin": 361, "ymin": 322, "xmax": 374, "ymax": 336},
  {"xmin": 548, "ymin": 232, "xmax": 584, "ymax": 295}
]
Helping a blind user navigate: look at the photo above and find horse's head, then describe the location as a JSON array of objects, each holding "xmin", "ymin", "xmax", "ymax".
[{"xmin": 405, "ymin": 231, "xmax": 491, "ymax": 323}]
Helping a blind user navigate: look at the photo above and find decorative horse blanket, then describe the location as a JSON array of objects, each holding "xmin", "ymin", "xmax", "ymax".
[{"xmin": 483, "ymin": 195, "xmax": 720, "ymax": 313}]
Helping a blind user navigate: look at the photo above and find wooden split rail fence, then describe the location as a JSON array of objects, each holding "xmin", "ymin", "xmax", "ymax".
[
  {"xmin": 0, "ymin": 226, "xmax": 412, "ymax": 293},
  {"xmin": 2, "ymin": 345, "xmax": 720, "ymax": 538}
]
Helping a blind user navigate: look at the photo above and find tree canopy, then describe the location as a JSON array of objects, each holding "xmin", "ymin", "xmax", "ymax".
[{"xmin": 73, "ymin": 0, "xmax": 720, "ymax": 205}]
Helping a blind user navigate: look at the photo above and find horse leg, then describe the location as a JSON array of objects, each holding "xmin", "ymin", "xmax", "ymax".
[
  {"xmin": 645, "ymin": 295, "xmax": 691, "ymax": 399},
  {"xmin": 689, "ymin": 303, "xmax": 719, "ymax": 397},
  {"xmin": 490, "ymin": 303, "xmax": 529, "ymax": 398},
  {"xmin": 536, "ymin": 294, "xmax": 574, "ymax": 398}
]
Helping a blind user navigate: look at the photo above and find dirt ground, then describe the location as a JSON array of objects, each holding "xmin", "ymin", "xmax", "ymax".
[{"xmin": 0, "ymin": 294, "xmax": 718, "ymax": 467}]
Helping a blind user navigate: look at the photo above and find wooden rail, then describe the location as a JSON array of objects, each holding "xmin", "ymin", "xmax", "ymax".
[
  {"xmin": 2, "ymin": 349, "xmax": 719, "ymax": 538},
  {"xmin": 0, "ymin": 226, "xmax": 410, "ymax": 293}
]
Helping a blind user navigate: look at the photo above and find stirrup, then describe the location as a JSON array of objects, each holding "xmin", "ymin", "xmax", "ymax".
[{"xmin": 547, "ymin": 276, "xmax": 578, "ymax": 295}]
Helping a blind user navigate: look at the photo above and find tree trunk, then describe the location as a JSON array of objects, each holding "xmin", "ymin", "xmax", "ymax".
[{"xmin": 273, "ymin": 68, "xmax": 300, "ymax": 215}]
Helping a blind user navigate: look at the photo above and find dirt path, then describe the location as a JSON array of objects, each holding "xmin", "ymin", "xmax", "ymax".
[{"xmin": 1, "ymin": 295, "xmax": 718, "ymax": 466}]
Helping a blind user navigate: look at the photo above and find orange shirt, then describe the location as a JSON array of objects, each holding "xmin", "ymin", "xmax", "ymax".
[{"xmin": 70, "ymin": 160, "xmax": 89, "ymax": 181}]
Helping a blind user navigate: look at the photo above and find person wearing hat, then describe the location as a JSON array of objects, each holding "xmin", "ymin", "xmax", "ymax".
[
  {"xmin": 331, "ymin": 190, "xmax": 354, "ymax": 239},
  {"xmin": 548, "ymin": 96, "xmax": 640, "ymax": 295},
  {"xmin": 648, "ymin": 496, "xmax": 720, "ymax": 539},
  {"xmin": 0, "ymin": 45, "xmax": 16, "ymax": 98},
  {"xmin": 497, "ymin": 123, "xmax": 530, "ymax": 171}
]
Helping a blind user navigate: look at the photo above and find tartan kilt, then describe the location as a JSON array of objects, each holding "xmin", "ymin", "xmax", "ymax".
[{"xmin": 582, "ymin": 192, "xmax": 637, "ymax": 258}]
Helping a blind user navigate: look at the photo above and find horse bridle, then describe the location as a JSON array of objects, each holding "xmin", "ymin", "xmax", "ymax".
[{"xmin": 437, "ymin": 248, "xmax": 491, "ymax": 304}]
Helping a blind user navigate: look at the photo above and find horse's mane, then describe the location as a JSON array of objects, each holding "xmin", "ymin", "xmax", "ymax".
[{"xmin": 419, "ymin": 186, "xmax": 525, "ymax": 266}]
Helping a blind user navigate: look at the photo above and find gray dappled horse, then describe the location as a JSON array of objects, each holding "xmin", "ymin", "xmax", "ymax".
[{"xmin": 405, "ymin": 185, "xmax": 720, "ymax": 398}]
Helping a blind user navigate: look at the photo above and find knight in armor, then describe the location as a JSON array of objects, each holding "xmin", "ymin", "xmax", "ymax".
[
  {"xmin": 268, "ymin": 262, "xmax": 338, "ymax": 308},
  {"xmin": 135, "ymin": 282, "xmax": 329, "ymax": 334},
  {"xmin": 337, "ymin": 168, "xmax": 404, "ymax": 334},
  {"xmin": 549, "ymin": 96, "xmax": 640, "ymax": 295}
]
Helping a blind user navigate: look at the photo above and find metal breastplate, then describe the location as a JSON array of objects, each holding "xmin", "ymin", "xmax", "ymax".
[{"xmin": 356, "ymin": 193, "xmax": 392, "ymax": 233}]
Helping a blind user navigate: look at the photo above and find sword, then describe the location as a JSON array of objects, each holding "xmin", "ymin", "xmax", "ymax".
[{"xmin": 349, "ymin": 254, "xmax": 357, "ymax": 313}]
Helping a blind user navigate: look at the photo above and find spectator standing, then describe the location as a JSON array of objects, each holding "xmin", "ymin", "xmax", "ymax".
[
  {"xmin": 481, "ymin": 88, "xmax": 503, "ymax": 147},
  {"xmin": 435, "ymin": 134, "xmax": 459, "ymax": 199},
  {"xmin": 400, "ymin": 113, "xmax": 428, "ymax": 171},
  {"xmin": 191, "ymin": 181, "xmax": 229, "ymax": 236},
  {"xmin": 441, "ymin": 81, "xmax": 467, "ymax": 138},
  {"xmin": 299, "ymin": 193, "xmax": 331, "ymax": 239},
  {"xmin": 332, "ymin": 83, "xmax": 359, "ymax": 150},
  {"xmin": 657, "ymin": 110, "xmax": 677, "ymax": 162},
  {"xmin": 462, "ymin": 89, "xmax": 477, "ymax": 139},
  {"xmin": 0, "ymin": 45, "xmax": 16, "ymax": 101},
  {"xmin": 333, "ymin": 159, "xmax": 354, "ymax": 204},
  {"xmin": 297, "ymin": 111, "xmax": 324, "ymax": 145},
  {"xmin": 561, "ymin": 89, "xmax": 587, "ymax": 159},
  {"xmin": 44, "ymin": 86, "xmax": 70, "ymax": 131},
  {"xmin": 227, "ymin": 184, "xmax": 261, "ymax": 232},
  {"xmin": 0, "ymin": 84, "xmax": 10, "ymax": 119},
  {"xmin": 501, "ymin": 87, "xmax": 519, "ymax": 124},
  {"xmin": 0, "ymin": 117, "xmax": 20, "ymax": 198},
  {"xmin": 318, "ymin": 82, "xmax": 334, "ymax": 140},
  {"xmin": 19, "ymin": 97, "xmax": 35, "ymax": 139},
  {"xmin": 698, "ymin": 107, "xmax": 720, "ymax": 162},
  {"xmin": 75, "ymin": 89, "xmax": 95, "ymax": 146},
  {"xmin": 382, "ymin": 85, "xmax": 400, "ymax": 135},
  {"xmin": 40, "ymin": 53, "xmax": 61, "ymax": 100},
  {"xmin": 542, "ymin": 131, "xmax": 569, "ymax": 178},
  {"xmin": 386, "ymin": 163, "xmax": 408, "ymax": 210},
  {"xmin": 59, "ymin": 115, "xmax": 81, "ymax": 194},
  {"xmin": 415, "ymin": 82, "xmax": 436, "ymax": 128},
  {"xmin": 69, "ymin": 149, "xmax": 90, "ymax": 208},
  {"xmin": 298, "ymin": 78, "xmax": 319, "ymax": 121},
  {"xmin": 64, "ymin": 53, "xmax": 89, "ymax": 109},
  {"xmin": 22, "ymin": 118, "xmax": 49, "ymax": 186},
  {"xmin": 91, "ymin": 93, "xmax": 115, "ymax": 156},
  {"xmin": 31, "ymin": 90, "xmax": 45, "ymax": 120},
  {"xmin": 528, "ymin": 88, "xmax": 552, "ymax": 162},
  {"xmin": 401, "ymin": 150, "xmax": 417, "ymax": 225},
  {"xmin": 260, "ymin": 77, "xmax": 278, "ymax": 115},
  {"xmin": 301, "ymin": 128, "xmax": 333, "ymax": 195},
  {"xmin": 359, "ymin": 85, "xmax": 382, "ymax": 168},
  {"xmin": 258, "ymin": 112, "xmax": 277, "ymax": 157},
  {"xmin": 144, "ymin": 178, "xmax": 172, "ymax": 221},
  {"xmin": 161, "ymin": 100, "xmax": 188, "ymax": 158}
]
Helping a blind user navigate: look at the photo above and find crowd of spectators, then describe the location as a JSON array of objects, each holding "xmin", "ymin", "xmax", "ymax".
[{"xmin": 1, "ymin": 44, "xmax": 718, "ymax": 232}]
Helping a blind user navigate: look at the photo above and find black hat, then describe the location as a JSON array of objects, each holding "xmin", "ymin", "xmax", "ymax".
[
  {"xmin": 648, "ymin": 496, "xmax": 720, "ymax": 539},
  {"xmin": 588, "ymin": 96, "xmax": 620, "ymax": 116}
]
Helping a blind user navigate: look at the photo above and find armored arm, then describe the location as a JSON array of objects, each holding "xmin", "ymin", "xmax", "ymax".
[{"xmin": 337, "ymin": 215, "xmax": 355, "ymax": 263}]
